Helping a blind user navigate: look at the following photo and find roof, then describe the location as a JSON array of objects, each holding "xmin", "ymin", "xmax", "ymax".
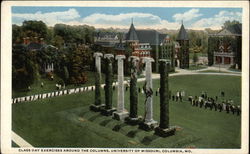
[
  {"xmin": 135, "ymin": 30, "xmax": 167, "ymax": 45},
  {"xmin": 125, "ymin": 23, "xmax": 139, "ymax": 41},
  {"xmin": 176, "ymin": 24, "xmax": 188, "ymax": 40},
  {"xmin": 216, "ymin": 24, "xmax": 242, "ymax": 36}
]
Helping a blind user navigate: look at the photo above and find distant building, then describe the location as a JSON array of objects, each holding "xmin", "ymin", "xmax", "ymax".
[
  {"xmin": 20, "ymin": 37, "xmax": 57, "ymax": 73},
  {"xmin": 160, "ymin": 35, "xmax": 175, "ymax": 71},
  {"xmin": 176, "ymin": 23, "xmax": 189, "ymax": 69},
  {"xmin": 125, "ymin": 21, "xmax": 168, "ymax": 72},
  {"xmin": 208, "ymin": 24, "xmax": 242, "ymax": 69}
]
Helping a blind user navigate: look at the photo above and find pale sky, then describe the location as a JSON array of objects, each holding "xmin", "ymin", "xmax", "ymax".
[{"xmin": 12, "ymin": 7, "xmax": 242, "ymax": 30}]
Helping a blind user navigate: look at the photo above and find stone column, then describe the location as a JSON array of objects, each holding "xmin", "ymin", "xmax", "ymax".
[
  {"xmin": 230, "ymin": 57, "xmax": 234, "ymax": 65},
  {"xmin": 155, "ymin": 59, "xmax": 176, "ymax": 137},
  {"xmin": 139, "ymin": 57, "xmax": 158, "ymax": 131},
  {"xmin": 113, "ymin": 55, "xmax": 129, "ymax": 121},
  {"xmin": 222, "ymin": 56, "xmax": 224, "ymax": 64},
  {"xmin": 126, "ymin": 56, "xmax": 141, "ymax": 124},
  {"xmin": 90, "ymin": 52, "xmax": 104, "ymax": 112},
  {"xmin": 101, "ymin": 54, "xmax": 116, "ymax": 116}
]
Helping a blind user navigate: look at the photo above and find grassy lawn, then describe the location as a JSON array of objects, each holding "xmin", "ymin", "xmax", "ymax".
[
  {"xmin": 12, "ymin": 75, "xmax": 241, "ymax": 148},
  {"xmin": 12, "ymin": 71, "xmax": 106, "ymax": 98},
  {"xmin": 187, "ymin": 65, "xmax": 207, "ymax": 70},
  {"xmin": 199, "ymin": 70, "xmax": 229, "ymax": 73},
  {"xmin": 12, "ymin": 71, "xmax": 136, "ymax": 98}
]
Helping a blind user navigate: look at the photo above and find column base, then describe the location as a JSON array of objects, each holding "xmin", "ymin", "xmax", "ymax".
[
  {"xmin": 139, "ymin": 120, "xmax": 158, "ymax": 131},
  {"xmin": 100, "ymin": 107, "xmax": 116, "ymax": 116},
  {"xmin": 154, "ymin": 126, "xmax": 176, "ymax": 137},
  {"xmin": 125, "ymin": 116, "xmax": 143, "ymax": 125},
  {"xmin": 112, "ymin": 111, "xmax": 129, "ymax": 121},
  {"xmin": 89, "ymin": 104, "xmax": 105, "ymax": 112}
]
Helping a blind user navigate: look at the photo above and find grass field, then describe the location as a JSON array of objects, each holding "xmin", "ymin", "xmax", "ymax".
[
  {"xmin": 12, "ymin": 71, "xmax": 133, "ymax": 98},
  {"xmin": 12, "ymin": 75, "xmax": 241, "ymax": 148},
  {"xmin": 188, "ymin": 65, "xmax": 207, "ymax": 70}
]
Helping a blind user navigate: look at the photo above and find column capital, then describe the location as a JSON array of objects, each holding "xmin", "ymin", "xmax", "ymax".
[
  {"xmin": 142, "ymin": 57, "xmax": 154, "ymax": 64},
  {"xmin": 104, "ymin": 54, "xmax": 114, "ymax": 59},
  {"xmin": 115, "ymin": 55, "xmax": 126, "ymax": 60},
  {"xmin": 93, "ymin": 52, "xmax": 103, "ymax": 58}
]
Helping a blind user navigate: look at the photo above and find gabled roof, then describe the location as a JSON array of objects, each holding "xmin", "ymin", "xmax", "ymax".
[
  {"xmin": 176, "ymin": 24, "xmax": 188, "ymax": 40},
  {"xmin": 217, "ymin": 24, "xmax": 242, "ymax": 36},
  {"xmin": 125, "ymin": 23, "xmax": 139, "ymax": 41}
]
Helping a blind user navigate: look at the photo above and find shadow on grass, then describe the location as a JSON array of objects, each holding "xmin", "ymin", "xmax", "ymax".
[
  {"xmin": 88, "ymin": 114, "xmax": 103, "ymax": 122},
  {"xmin": 78, "ymin": 110, "xmax": 89, "ymax": 117},
  {"xmin": 112, "ymin": 123, "xmax": 127, "ymax": 132},
  {"xmin": 141, "ymin": 134, "xmax": 160, "ymax": 145},
  {"xmin": 99, "ymin": 119, "xmax": 113, "ymax": 126},
  {"xmin": 126, "ymin": 129, "xmax": 143, "ymax": 138}
]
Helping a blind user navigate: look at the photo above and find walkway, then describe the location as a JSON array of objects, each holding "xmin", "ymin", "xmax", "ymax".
[{"xmin": 12, "ymin": 131, "xmax": 33, "ymax": 147}]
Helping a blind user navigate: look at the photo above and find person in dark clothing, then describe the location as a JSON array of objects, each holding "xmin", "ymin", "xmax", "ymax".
[
  {"xmin": 172, "ymin": 95, "xmax": 175, "ymax": 101},
  {"xmin": 221, "ymin": 91, "xmax": 225, "ymax": 97},
  {"xmin": 125, "ymin": 86, "xmax": 128, "ymax": 91},
  {"xmin": 218, "ymin": 103, "xmax": 222, "ymax": 112},
  {"xmin": 138, "ymin": 87, "xmax": 141, "ymax": 93},
  {"xmin": 226, "ymin": 103, "xmax": 229, "ymax": 113},
  {"xmin": 200, "ymin": 99, "xmax": 204, "ymax": 108},
  {"xmin": 204, "ymin": 92, "xmax": 207, "ymax": 99},
  {"xmin": 236, "ymin": 105, "xmax": 241, "ymax": 116},
  {"xmin": 155, "ymin": 91, "xmax": 158, "ymax": 96},
  {"xmin": 215, "ymin": 96, "xmax": 218, "ymax": 101},
  {"xmin": 214, "ymin": 103, "xmax": 217, "ymax": 111}
]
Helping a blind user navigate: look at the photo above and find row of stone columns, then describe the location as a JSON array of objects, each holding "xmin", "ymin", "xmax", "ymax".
[{"xmin": 90, "ymin": 52, "xmax": 175, "ymax": 137}]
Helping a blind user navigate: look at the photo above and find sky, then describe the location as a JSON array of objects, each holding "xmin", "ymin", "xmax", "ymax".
[{"xmin": 12, "ymin": 7, "xmax": 242, "ymax": 30}]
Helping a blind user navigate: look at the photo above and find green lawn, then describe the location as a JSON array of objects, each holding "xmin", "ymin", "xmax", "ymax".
[
  {"xmin": 187, "ymin": 65, "xmax": 207, "ymax": 70},
  {"xmin": 199, "ymin": 70, "xmax": 229, "ymax": 73},
  {"xmin": 12, "ymin": 75, "xmax": 241, "ymax": 148},
  {"xmin": 12, "ymin": 71, "xmax": 133, "ymax": 98}
]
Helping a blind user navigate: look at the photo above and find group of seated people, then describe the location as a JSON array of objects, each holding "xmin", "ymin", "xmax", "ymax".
[{"xmin": 187, "ymin": 92, "xmax": 241, "ymax": 116}]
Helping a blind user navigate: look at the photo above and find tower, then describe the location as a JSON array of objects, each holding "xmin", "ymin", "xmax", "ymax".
[
  {"xmin": 176, "ymin": 22, "xmax": 189, "ymax": 69},
  {"xmin": 125, "ymin": 19, "xmax": 139, "ymax": 52}
]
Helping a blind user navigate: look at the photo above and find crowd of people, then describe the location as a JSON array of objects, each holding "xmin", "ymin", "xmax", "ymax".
[{"xmin": 186, "ymin": 91, "xmax": 241, "ymax": 116}]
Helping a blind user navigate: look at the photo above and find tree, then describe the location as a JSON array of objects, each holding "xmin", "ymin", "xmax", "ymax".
[
  {"xmin": 22, "ymin": 20, "xmax": 48, "ymax": 39},
  {"xmin": 62, "ymin": 66, "xmax": 69, "ymax": 84},
  {"xmin": 222, "ymin": 20, "xmax": 240, "ymax": 29},
  {"xmin": 193, "ymin": 52, "xmax": 198, "ymax": 65}
]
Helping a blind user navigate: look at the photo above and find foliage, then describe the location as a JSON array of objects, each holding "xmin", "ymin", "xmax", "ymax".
[
  {"xmin": 129, "ymin": 59, "xmax": 138, "ymax": 118},
  {"xmin": 104, "ymin": 58, "xmax": 114, "ymax": 109},
  {"xmin": 222, "ymin": 20, "xmax": 241, "ymax": 29},
  {"xmin": 192, "ymin": 52, "xmax": 198, "ymax": 65},
  {"xmin": 95, "ymin": 67, "xmax": 102, "ymax": 106},
  {"xmin": 159, "ymin": 61, "xmax": 170, "ymax": 129},
  {"xmin": 12, "ymin": 45, "xmax": 37, "ymax": 89}
]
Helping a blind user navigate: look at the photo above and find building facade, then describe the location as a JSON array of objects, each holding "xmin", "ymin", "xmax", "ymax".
[{"xmin": 208, "ymin": 24, "xmax": 242, "ymax": 69}]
